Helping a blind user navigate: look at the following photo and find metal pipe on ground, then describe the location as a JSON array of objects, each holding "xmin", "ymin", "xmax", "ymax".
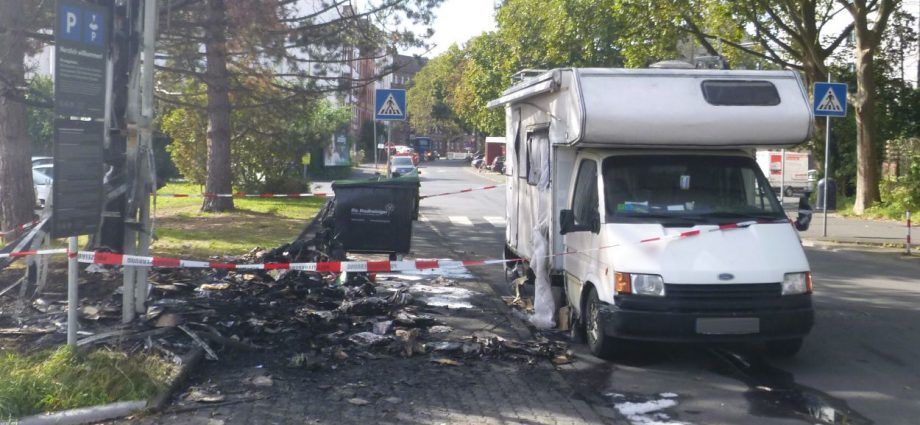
[{"xmin": 12, "ymin": 400, "xmax": 148, "ymax": 425}]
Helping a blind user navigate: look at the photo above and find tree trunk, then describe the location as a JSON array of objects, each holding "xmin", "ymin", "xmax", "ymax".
[
  {"xmin": 201, "ymin": 0, "xmax": 233, "ymax": 212},
  {"xmin": 852, "ymin": 47, "xmax": 881, "ymax": 214},
  {"xmin": 0, "ymin": 1, "xmax": 36, "ymax": 239}
]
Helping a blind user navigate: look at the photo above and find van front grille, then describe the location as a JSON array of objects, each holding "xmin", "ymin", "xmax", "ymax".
[{"xmin": 664, "ymin": 283, "xmax": 781, "ymax": 300}]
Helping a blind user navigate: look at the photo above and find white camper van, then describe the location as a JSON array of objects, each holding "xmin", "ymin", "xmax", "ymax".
[{"xmin": 488, "ymin": 68, "xmax": 816, "ymax": 358}]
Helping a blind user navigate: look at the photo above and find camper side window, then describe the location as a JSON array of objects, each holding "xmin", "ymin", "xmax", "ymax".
[
  {"xmin": 571, "ymin": 160, "xmax": 598, "ymax": 225},
  {"xmin": 526, "ymin": 130, "xmax": 549, "ymax": 186}
]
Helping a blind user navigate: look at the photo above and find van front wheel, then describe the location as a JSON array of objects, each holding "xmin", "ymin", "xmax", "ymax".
[{"xmin": 585, "ymin": 289, "xmax": 617, "ymax": 358}]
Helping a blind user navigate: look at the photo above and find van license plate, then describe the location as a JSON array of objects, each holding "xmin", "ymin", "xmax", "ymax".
[{"xmin": 695, "ymin": 318, "xmax": 759, "ymax": 335}]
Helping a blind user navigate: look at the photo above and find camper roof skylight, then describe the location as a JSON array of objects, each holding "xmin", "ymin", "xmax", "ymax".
[{"xmin": 701, "ymin": 80, "xmax": 781, "ymax": 106}]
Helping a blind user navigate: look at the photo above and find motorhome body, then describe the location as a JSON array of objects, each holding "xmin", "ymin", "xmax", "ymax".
[{"xmin": 489, "ymin": 68, "xmax": 816, "ymax": 358}]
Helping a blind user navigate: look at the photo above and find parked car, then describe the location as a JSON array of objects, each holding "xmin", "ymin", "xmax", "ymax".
[
  {"xmin": 33, "ymin": 165, "xmax": 53, "ymax": 207},
  {"xmin": 393, "ymin": 146, "xmax": 419, "ymax": 165},
  {"xmin": 389, "ymin": 155, "xmax": 417, "ymax": 178},
  {"xmin": 32, "ymin": 156, "xmax": 53, "ymax": 167}
]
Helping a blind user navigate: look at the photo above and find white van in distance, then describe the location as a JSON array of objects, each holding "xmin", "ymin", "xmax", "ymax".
[{"xmin": 489, "ymin": 67, "xmax": 815, "ymax": 358}]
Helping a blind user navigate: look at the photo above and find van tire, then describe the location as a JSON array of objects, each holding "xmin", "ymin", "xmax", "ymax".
[
  {"xmin": 585, "ymin": 288, "xmax": 617, "ymax": 359},
  {"xmin": 784, "ymin": 186, "xmax": 795, "ymax": 197},
  {"xmin": 764, "ymin": 338, "xmax": 803, "ymax": 358}
]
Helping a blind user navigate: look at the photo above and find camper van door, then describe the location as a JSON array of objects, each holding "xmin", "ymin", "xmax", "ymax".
[{"xmin": 563, "ymin": 157, "xmax": 602, "ymax": 300}]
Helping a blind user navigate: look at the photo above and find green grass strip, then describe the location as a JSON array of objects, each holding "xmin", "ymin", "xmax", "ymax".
[{"xmin": 0, "ymin": 346, "xmax": 173, "ymax": 419}]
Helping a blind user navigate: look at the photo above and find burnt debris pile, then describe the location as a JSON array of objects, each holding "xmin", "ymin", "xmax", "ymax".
[{"xmin": 2, "ymin": 228, "xmax": 571, "ymax": 370}]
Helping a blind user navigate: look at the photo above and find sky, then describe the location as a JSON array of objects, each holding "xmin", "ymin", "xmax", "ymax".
[{"xmin": 418, "ymin": 0, "xmax": 498, "ymax": 57}]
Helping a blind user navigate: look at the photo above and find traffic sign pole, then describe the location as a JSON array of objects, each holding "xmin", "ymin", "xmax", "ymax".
[
  {"xmin": 823, "ymin": 114, "xmax": 831, "ymax": 237},
  {"xmin": 373, "ymin": 119, "xmax": 377, "ymax": 170},
  {"xmin": 813, "ymin": 78, "xmax": 847, "ymax": 238},
  {"xmin": 823, "ymin": 76, "xmax": 831, "ymax": 237}
]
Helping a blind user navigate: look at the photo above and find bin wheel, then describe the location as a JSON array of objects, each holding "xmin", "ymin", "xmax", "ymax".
[{"xmin": 389, "ymin": 253, "xmax": 398, "ymax": 261}]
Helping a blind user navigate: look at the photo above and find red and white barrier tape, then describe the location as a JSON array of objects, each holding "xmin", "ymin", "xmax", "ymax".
[
  {"xmin": 0, "ymin": 248, "xmax": 67, "ymax": 259},
  {"xmin": 155, "ymin": 192, "xmax": 332, "ymax": 199},
  {"xmin": 76, "ymin": 251, "xmax": 506, "ymax": 272},
  {"xmin": 419, "ymin": 184, "xmax": 502, "ymax": 199},
  {"xmin": 638, "ymin": 220, "xmax": 763, "ymax": 244},
  {"xmin": 0, "ymin": 219, "xmax": 41, "ymax": 237},
  {"xmin": 1, "ymin": 221, "xmax": 786, "ymax": 270},
  {"xmin": 154, "ymin": 184, "xmax": 502, "ymax": 201}
]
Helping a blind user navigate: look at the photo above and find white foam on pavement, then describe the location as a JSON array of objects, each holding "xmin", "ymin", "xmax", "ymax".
[
  {"xmin": 606, "ymin": 393, "xmax": 689, "ymax": 425},
  {"xmin": 408, "ymin": 284, "xmax": 477, "ymax": 309}
]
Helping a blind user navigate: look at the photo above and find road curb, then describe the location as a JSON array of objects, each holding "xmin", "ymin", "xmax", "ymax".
[{"xmin": 802, "ymin": 237, "xmax": 914, "ymax": 252}]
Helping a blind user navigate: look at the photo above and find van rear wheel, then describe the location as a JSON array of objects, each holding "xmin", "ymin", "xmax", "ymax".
[{"xmin": 585, "ymin": 288, "xmax": 617, "ymax": 359}]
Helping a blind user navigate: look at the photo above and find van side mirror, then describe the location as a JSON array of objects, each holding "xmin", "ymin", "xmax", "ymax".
[
  {"xmin": 560, "ymin": 209, "xmax": 600, "ymax": 235},
  {"xmin": 794, "ymin": 196, "xmax": 813, "ymax": 231}
]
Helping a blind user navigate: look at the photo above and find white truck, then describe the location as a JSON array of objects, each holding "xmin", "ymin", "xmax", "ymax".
[
  {"xmin": 755, "ymin": 150, "xmax": 816, "ymax": 197},
  {"xmin": 488, "ymin": 67, "xmax": 815, "ymax": 358}
]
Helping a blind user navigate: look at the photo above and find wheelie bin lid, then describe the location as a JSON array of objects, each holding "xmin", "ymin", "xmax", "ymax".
[{"xmin": 332, "ymin": 173, "xmax": 420, "ymax": 189}]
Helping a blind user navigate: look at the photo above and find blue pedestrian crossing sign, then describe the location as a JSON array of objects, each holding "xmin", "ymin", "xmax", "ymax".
[
  {"xmin": 813, "ymin": 83, "xmax": 848, "ymax": 117},
  {"xmin": 375, "ymin": 89, "xmax": 407, "ymax": 121}
]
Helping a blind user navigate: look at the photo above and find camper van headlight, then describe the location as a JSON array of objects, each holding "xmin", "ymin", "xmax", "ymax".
[
  {"xmin": 631, "ymin": 274, "xmax": 665, "ymax": 297},
  {"xmin": 782, "ymin": 272, "xmax": 812, "ymax": 295}
]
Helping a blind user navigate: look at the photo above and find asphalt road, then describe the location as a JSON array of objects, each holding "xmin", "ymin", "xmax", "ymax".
[{"xmin": 414, "ymin": 159, "xmax": 920, "ymax": 425}]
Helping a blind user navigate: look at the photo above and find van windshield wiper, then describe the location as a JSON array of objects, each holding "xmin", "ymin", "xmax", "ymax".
[
  {"xmin": 610, "ymin": 213, "xmax": 698, "ymax": 227},
  {"xmin": 695, "ymin": 212, "xmax": 787, "ymax": 222}
]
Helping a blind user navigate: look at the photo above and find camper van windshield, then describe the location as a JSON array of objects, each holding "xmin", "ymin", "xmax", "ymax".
[{"xmin": 603, "ymin": 155, "xmax": 786, "ymax": 224}]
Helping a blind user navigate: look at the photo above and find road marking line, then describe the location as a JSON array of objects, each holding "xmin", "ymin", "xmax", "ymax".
[
  {"xmin": 483, "ymin": 216, "xmax": 506, "ymax": 227},
  {"xmin": 449, "ymin": 216, "xmax": 473, "ymax": 226}
]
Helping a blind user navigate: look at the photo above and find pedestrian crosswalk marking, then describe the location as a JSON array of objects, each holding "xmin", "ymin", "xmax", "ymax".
[
  {"xmin": 816, "ymin": 89, "xmax": 843, "ymax": 112},
  {"xmin": 483, "ymin": 216, "xmax": 506, "ymax": 227},
  {"xmin": 449, "ymin": 216, "xmax": 473, "ymax": 226},
  {"xmin": 377, "ymin": 94, "xmax": 403, "ymax": 116}
]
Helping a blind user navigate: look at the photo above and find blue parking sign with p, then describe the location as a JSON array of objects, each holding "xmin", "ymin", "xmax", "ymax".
[
  {"xmin": 57, "ymin": 1, "xmax": 106, "ymax": 48},
  {"xmin": 59, "ymin": 5, "xmax": 82, "ymax": 42}
]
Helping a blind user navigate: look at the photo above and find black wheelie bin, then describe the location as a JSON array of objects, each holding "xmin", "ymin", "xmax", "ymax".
[{"xmin": 330, "ymin": 173, "xmax": 420, "ymax": 257}]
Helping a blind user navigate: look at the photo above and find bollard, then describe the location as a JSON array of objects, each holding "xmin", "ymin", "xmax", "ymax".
[{"xmin": 907, "ymin": 211, "xmax": 912, "ymax": 255}]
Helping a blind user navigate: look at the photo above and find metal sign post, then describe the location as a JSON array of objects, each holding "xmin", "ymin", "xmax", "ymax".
[
  {"xmin": 813, "ymin": 79, "xmax": 848, "ymax": 238},
  {"xmin": 373, "ymin": 118, "xmax": 378, "ymax": 170},
  {"xmin": 55, "ymin": 0, "xmax": 110, "ymax": 344},
  {"xmin": 67, "ymin": 237, "xmax": 78, "ymax": 345},
  {"xmin": 823, "ymin": 115, "xmax": 831, "ymax": 237}
]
